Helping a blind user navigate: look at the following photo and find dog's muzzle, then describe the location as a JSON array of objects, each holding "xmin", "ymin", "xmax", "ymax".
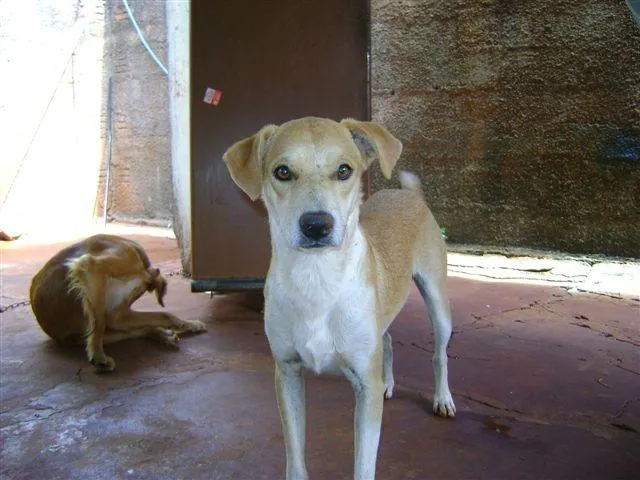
[{"xmin": 299, "ymin": 211, "xmax": 335, "ymax": 248}]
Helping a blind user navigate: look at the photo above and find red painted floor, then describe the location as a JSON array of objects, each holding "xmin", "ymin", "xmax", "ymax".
[{"xmin": 1, "ymin": 229, "xmax": 638, "ymax": 479}]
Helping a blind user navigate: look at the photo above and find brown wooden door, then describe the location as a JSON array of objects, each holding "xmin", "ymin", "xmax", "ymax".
[{"xmin": 190, "ymin": 0, "xmax": 370, "ymax": 292}]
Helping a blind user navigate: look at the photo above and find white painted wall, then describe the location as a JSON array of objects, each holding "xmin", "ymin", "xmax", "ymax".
[
  {"xmin": 166, "ymin": 1, "xmax": 192, "ymax": 273},
  {"xmin": 0, "ymin": 0, "xmax": 105, "ymax": 237}
]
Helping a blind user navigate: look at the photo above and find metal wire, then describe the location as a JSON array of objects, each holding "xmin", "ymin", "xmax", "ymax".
[{"xmin": 103, "ymin": 76, "xmax": 113, "ymax": 226}]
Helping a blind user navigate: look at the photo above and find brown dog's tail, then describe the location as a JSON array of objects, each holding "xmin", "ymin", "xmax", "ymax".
[{"xmin": 399, "ymin": 170, "xmax": 423, "ymax": 195}]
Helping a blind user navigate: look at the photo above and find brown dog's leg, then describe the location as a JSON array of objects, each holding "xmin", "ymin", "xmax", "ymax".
[
  {"xmin": 102, "ymin": 327, "xmax": 154, "ymax": 343},
  {"xmin": 68, "ymin": 255, "xmax": 114, "ymax": 372},
  {"xmin": 102, "ymin": 326, "xmax": 180, "ymax": 347},
  {"xmin": 108, "ymin": 309, "xmax": 207, "ymax": 336},
  {"xmin": 68, "ymin": 245, "xmax": 157, "ymax": 372}
]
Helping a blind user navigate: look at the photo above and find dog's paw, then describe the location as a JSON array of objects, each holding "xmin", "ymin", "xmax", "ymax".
[
  {"xmin": 433, "ymin": 391, "xmax": 456, "ymax": 418},
  {"xmin": 384, "ymin": 380, "xmax": 395, "ymax": 400},
  {"xmin": 182, "ymin": 320, "xmax": 207, "ymax": 333},
  {"xmin": 165, "ymin": 331, "xmax": 181, "ymax": 347},
  {"xmin": 91, "ymin": 356, "xmax": 115, "ymax": 373},
  {"xmin": 159, "ymin": 328, "xmax": 181, "ymax": 348},
  {"xmin": 147, "ymin": 327, "xmax": 181, "ymax": 348}
]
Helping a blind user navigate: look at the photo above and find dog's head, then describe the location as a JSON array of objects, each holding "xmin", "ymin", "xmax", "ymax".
[{"xmin": 223, "ymin": 117, "xmax": 402, "ymax": 251}]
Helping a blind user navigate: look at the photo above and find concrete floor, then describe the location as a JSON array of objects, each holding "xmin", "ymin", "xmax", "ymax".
[{"xmin": 1, "ymin": 227, "xmax": 639, "ymax": 479}]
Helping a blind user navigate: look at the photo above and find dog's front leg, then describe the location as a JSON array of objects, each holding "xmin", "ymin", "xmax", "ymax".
[
  {"xmin": 344, "ymin": 361, "xmax": 385, "ymax": 480},
  {"xmin": 275, "ymin": 359, "xmax": 308, "ymax": 480}
]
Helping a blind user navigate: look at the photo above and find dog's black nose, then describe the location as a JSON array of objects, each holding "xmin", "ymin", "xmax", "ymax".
[{"xmin": 299, "ymin": 211, "xmax": 334, "ymax": 240}]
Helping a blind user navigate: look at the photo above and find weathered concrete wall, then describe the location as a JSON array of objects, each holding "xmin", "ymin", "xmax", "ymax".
[
  {"xmin": 98, "ymin": 0, "xmax": 172, "ymax": 224},
  {"xmin": 371, "ymin": 0, "xmax": 640, "ymax": 257}
]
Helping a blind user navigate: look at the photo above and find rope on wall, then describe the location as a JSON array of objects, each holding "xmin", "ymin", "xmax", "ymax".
[{"xmin": 121, "ymin": 0, "xmax": 169, "ymax": 75}]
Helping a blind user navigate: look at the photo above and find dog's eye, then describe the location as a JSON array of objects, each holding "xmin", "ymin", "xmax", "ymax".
[
  {"xmin": 274, "ymin": 165, "xmax": 292, "ymax": 181},
  {"xmin": 337, "ymin": 164, "xmax": 353, "ymax": 181}
]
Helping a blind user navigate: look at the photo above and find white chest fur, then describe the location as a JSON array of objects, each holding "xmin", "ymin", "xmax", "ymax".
[
  {"xmin": 290, "ymin": 293, "xmax": 376, "ymax": 374},
  {"xmin": 265, "ymin": 233, "xmax": 377, "ymax": 375},
  {"xmin": 105, "ymin": 276, "xmax": 144, "ymax": 313}
]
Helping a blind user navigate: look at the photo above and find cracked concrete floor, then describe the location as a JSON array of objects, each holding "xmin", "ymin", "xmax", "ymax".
[{"xmin": 1, "ymin": 227, "xmax": 639, "ymax": 479}]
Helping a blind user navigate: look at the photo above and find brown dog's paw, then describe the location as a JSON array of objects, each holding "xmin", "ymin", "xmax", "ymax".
[
  {"xmin": 91, "ymin": 356, "xmax": 116, "ymax": 373},
  {"xmin": 154, "ymin": 328, "xmax": 181, "ymax": 348},
  {"xmin": 182, "ymin": 320, "xmax": 207, "ymax": 333},
  {"xmin": 145, "ymin": 327, "xmax": 181, "ymax": 348}
]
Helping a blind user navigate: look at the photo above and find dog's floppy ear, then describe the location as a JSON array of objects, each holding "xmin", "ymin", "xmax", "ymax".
[
  {"xmin": 147, "ymin": 268, "xmax": 167, "ymax": 307},
  {"xmin": 341, "ymin": 119, "xmax": 403, "ymax": 179},
  {"xmin": 223, "ymin": 125, "xmax": 278, "ymax": 201},
  {"xmin": 154, "ymin": 276, "xmax": 167, "ymax": 308}
]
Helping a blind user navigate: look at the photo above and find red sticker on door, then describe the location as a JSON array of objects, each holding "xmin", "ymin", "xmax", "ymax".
[{"xmin": 203, "ymin": 87, "xmax": 222, "ymax": 106}]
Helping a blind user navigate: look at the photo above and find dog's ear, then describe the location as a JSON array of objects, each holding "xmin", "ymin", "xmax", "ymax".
[
  {"xmin": 223, "ymin": 125, "xmax": 278, "ymax": 201},
  {"xmin": 147, "ymin": 268, "xmax": 167, "ymax": 307},
  {"xmin": 341, "ymin": 119, "xmax": 403, "ymax": 179},
  {"xmin": 153, "ymin": 275, "xmax": 167, "ymax": 308}
]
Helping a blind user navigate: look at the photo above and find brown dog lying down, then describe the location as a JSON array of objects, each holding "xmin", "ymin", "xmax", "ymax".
[{"xmin": 30, "ymin": 234, "xmax": 206, "ymax": 372}]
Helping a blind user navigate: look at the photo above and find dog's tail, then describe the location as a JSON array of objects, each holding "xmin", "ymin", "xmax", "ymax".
[{"xmin": 399, "ymin": 170, "xmax": 423, "ymax": 194}]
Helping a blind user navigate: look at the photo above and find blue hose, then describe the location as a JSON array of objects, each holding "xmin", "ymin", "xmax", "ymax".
[{"xmin": 121, "ymin": 0, "xmax": 169, "ymax": 75}]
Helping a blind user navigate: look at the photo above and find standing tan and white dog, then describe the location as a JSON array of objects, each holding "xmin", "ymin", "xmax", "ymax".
[{"xmin": 224, "ymin": 117, "xmax": 455, "ymax": 479}]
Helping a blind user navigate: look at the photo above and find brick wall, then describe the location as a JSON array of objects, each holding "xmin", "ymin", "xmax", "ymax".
[{"xmin": 97, "ymin": 0, "xmax": 172, "ymax": 225}]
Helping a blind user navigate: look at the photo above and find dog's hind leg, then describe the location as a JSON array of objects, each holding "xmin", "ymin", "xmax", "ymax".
[
  {"xmin": 413, "ymin": 273, "xmax": 456, "ymax": 417},
  {"xmin": 68, "ymin": 255, "xmax": 114, "ymax": 372},
  {"xmin": 382, "ymin": 331, "xmax": 395, "ymax": 399},
  {"xmin": 102, "ymin": 327, "xmax": 154, "ymax": 343},
  {"xmin": 107, "ymin": 309, "xmax": 206, "ymax": 335},
  {"xmin": 102, "ymin": 326, "xmax": 181, "ymax": 348}
]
